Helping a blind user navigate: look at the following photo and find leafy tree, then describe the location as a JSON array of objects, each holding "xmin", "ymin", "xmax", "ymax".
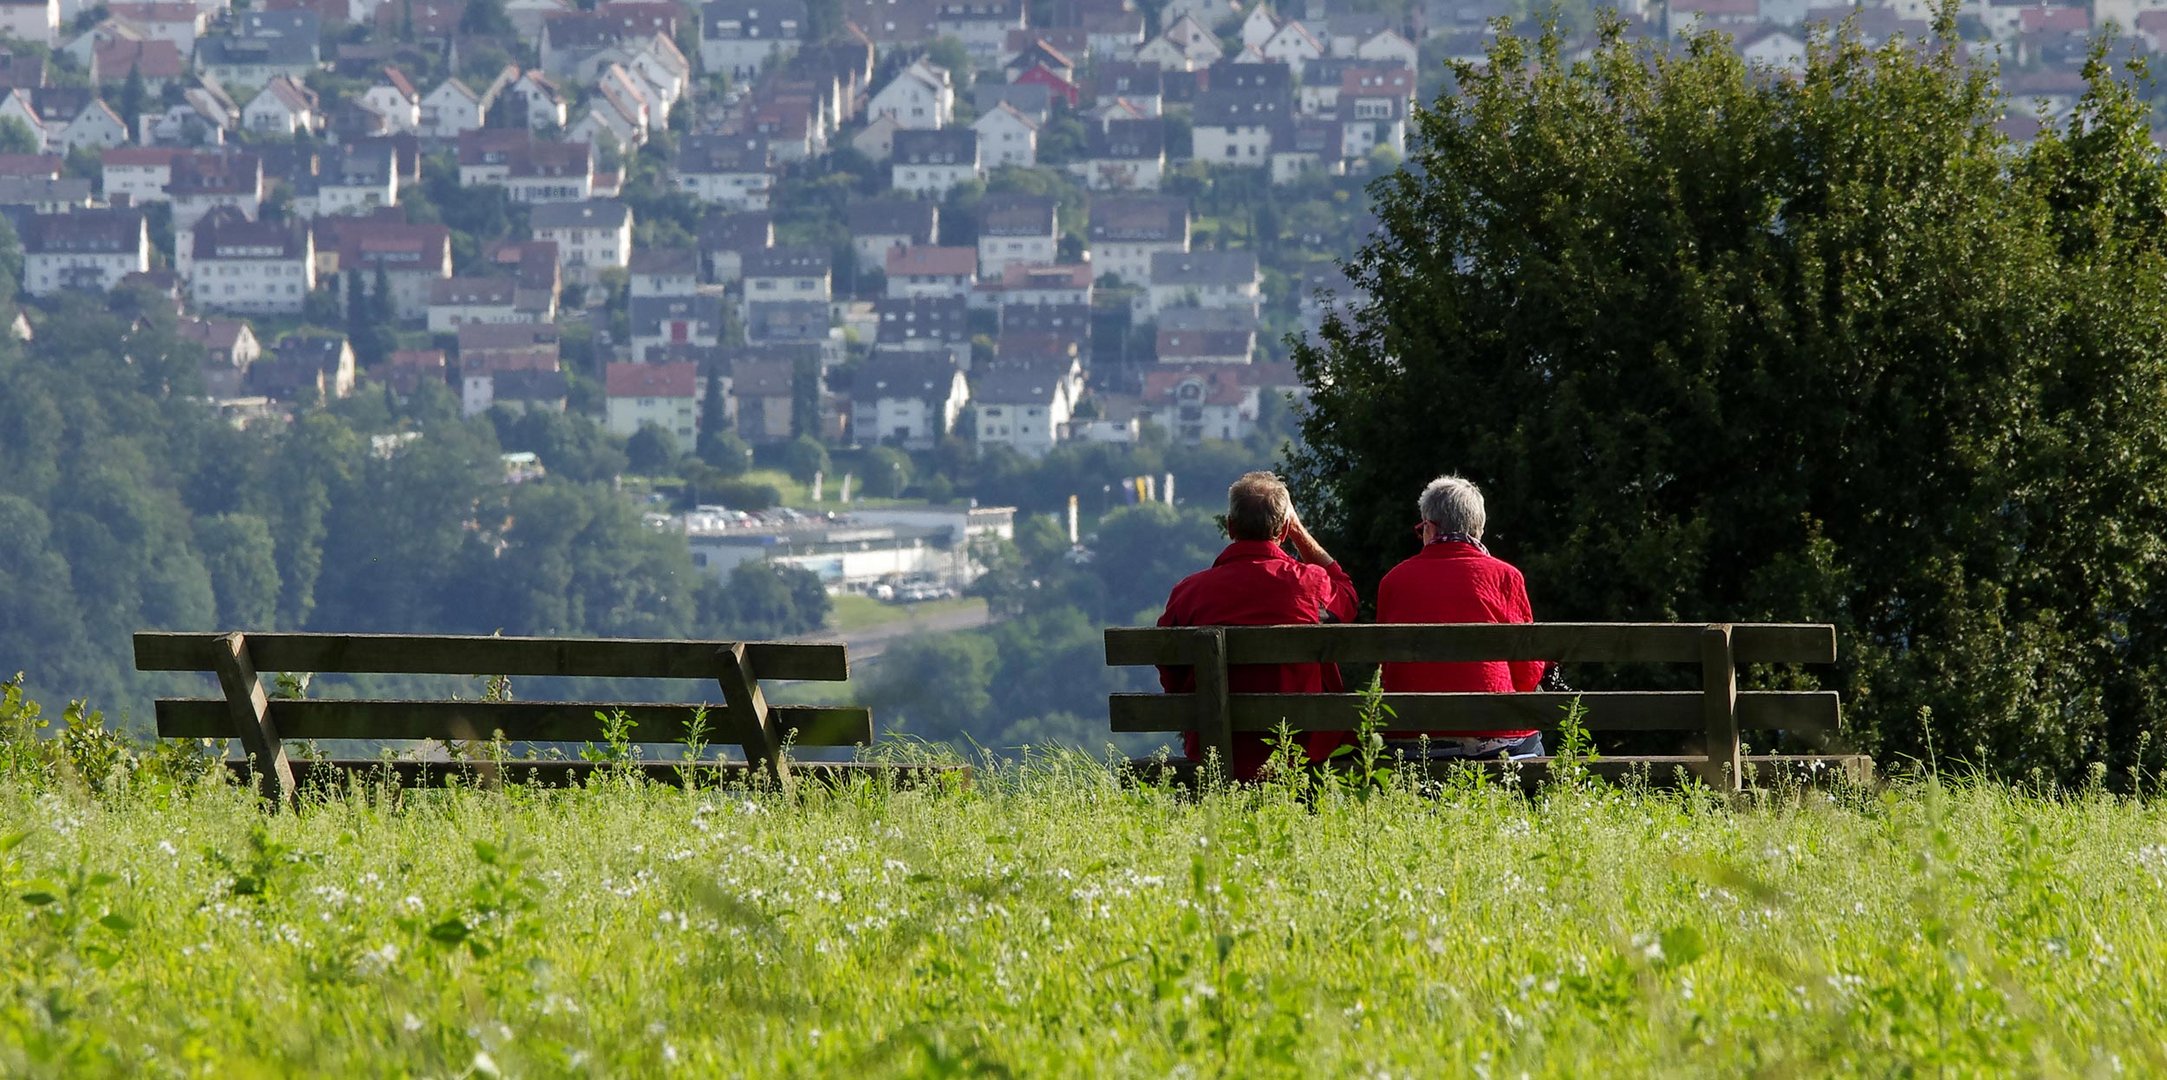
[
  {"xmin": 625, "ymin": 423, "xmax": 681, "ymax": 474},
  {"xmin": 697, "ymin": 428, "xmax": 752, "ymax": 475},
  {"xmin": 458, "ymin": 0, "xmax": 514, "ymax": 36},
  {"xmin": 779, "ymin": 434, "xmax": 829, "ymax": 484},
  {"xmin": 0, "ymin": 117, "xmax": 36, "ymax": 155},
  {"xmin": 196, "ymin": 513, "xmax": 282, "ymax": 628},
  {"xmin": 859, "ymin": 446, "xmax": 912, "ymax": 497},
  {"xmin": 1288, "ymin": 22, "xmax": 2167, "ymax": 779},
  {"xmin": 118, "ymin": 66, "xmax": 147, "ymax": 126}
]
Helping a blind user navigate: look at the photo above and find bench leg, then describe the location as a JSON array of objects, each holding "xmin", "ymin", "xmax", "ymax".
[
  {"xmin": 716, "ymin": 643, "xmax": 791, "ymax": 792},
  {"xmin": 1701, "ymin": 625, "xmax": 1740, "ymax": 793},
  {"xmin": 213, "ymin": 632, "xmax": 293, "ymax": 809}
]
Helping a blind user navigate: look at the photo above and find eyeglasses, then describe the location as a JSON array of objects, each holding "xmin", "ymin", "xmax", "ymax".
[{"xmin": 1410, "ymin": 521, "xmax": 1432, "ymax": 537}]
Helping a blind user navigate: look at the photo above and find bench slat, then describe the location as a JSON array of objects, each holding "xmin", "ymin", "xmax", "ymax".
[
  {"xmin": 1105, "ymin": 623, "xmax": 1836, "ymax": 666},
  {"xmin": 135, "ymin": 633, "xmax": 851, "ymax": 681},
  {"xmin": 1109, "ymin": 690, "xmax": 1839, "ymax": 735},
  {"xmin": 156, "ymin": 699, "xmax": 873, "ymax": 746}
]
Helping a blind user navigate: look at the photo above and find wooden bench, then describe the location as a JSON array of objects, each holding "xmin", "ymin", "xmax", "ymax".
[
  {"xmin": 1104, "ymin": 622, "xmax": 1870, "ymax": 790},
  {"xmin": 134, "ymin": 631, "xmax": 913, "ymax": 804}
]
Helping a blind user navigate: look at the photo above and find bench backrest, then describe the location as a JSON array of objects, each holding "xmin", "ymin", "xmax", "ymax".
[
  {"xmin": 135, "ymin": 631, "xmax": 870, "ymax": 802},
  {"xmin": 1104, "ymin": 622, "xmax": 1839, "ymax": 789}
]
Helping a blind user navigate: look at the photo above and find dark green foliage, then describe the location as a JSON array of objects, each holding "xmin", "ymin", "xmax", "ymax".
[
  {"xmin": 1288, "ymin": 22, "xmax": 2167, "ymax": 779},
  {"xmin": 696, "ymin": 561, "xmax": 830, "ymax": 638},
  {"xmin": 779, "ymin": 434, "xmax": 830, "ymax": 485},
  {"xmin": 859, "ymin": 447, "xmax": 912, "ymax": 497},
  {"xmin": 624, "ymin": 423, "xmax": 680, "ymax": 474},
  {"xmin": 697, "ymin": 428, "xmax": 752, "ymax": 475}
]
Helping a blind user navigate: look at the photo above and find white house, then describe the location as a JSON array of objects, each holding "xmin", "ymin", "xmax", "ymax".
[
  {"xmin": 1147, "ymin": 250, "xmax": 1260, "ymax": 318},
  {"xmin": 426, "ymin": 277, "xmax": 527, "ymax": 333},
  {"xmin": 1087, "ymin": 195, "xmax": 1188, "ymax": 285},
  {"xmin": 530, "ymin": 199, "xmax": 633, "ymax": 283},
  {"xmin": 243, "ymin": 76, "xmax": 318, "ymax": 135},
  {"xmin": 0, "ymin": 0, "xmax": 58, "ymax": 46},
  {"xmin": 360, "ymin": 68, "xmax": 421, "ymax": 134},
  {"xmin": 890, "ymin": 128, "xmax": 977, "ymax": 198},
  {"xmin": 971, "ymin": 102, "xmax": 1038, "ymax": 169},
  {"xmin": 101, "ymin": 146, "xmax": 174, "ymax": 204},
  {"xmin": 739, "ymin": 244, "xmax": 831, "ymax": 317},
  {"xmin": 886, "ymin": 245, "xmax": 977, "ymax": 299},
  {"xmin": 183, "ymin": 206, "xmax": 313, "ymax": 315},
  {"xmin": 853, "ymin": 350, "xmax": 968, "ymax": 449},
  {"xmin": 974, "ymin": 193, "xmax": 1057, "ymax": 278},
  {"xmin": 675, "ymin": 133, "xmax": 772, "ymax": 209},
  {"xmin": 970, "ymin": 364, "xmax": 1070, "ymax": 457},
  {"xmin": 867, "ymin": 59, "xmax": 954, "ymax": 130},
  {"xmin": 604, "ymin": 360, "xmax": 700, "ymax": 443},
  {"xmin": 418, "ymin": 79, "xmax": 485, "ymax": 139},
  {"xmin": 1259, "ymin": 20, "xmax": 1322, "ymax": 73},
  {"xmin": 699, "ymin": 0, "xmax": 805, "ymax": 82},
  {"xmin": 22, "ymin": 207, "xmax": 147, "ymax": 296}
]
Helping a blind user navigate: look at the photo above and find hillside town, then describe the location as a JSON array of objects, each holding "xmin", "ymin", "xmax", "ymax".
[{"xmin": 0, "ymin": 0, "xmax": 2127, "ymax": 597}]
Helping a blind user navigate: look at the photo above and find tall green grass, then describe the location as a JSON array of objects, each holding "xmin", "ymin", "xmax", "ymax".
[{"xmin": 2, "ymin": 735, "xmax": 2165, "ymax": 1076}]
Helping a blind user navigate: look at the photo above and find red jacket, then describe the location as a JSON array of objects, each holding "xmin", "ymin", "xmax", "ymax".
[
  {"xmin": 1158, "ymin": 540, "xmax": 1359, "ymax": 777},
  {"xmin": 1375, "ymin": 541, "xmax": 1545, "ymax": 738}
]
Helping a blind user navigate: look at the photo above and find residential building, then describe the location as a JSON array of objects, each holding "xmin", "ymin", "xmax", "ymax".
[
  {"xmin": 728, "ymin": 356, "xmax": 796, "ymax": 443},
  {"xmin": 1088, "ymin": 195, "xmax": 1188, "ymax": 284},
  {"xmin": 743, "ymin": 298, "xmax": 829, "ymax": 344},
  {"xmin": 847, "ymin": 198, "xmax": 937, "ymax": 274},
  {"xmin": 975, "ymin": 193, "xmax": 1057, "ymax": 278},
  {"xmin": 1137, "ymin": 365, "xmax": 1256, "ymax": 443},
  {"xmin": 934, "ymin": 0, "xmax": 1024, "ymax": 58},
  {"xmin": 1155, "ymin": 306, "xmax": 1256, "ymax": 364},
  {"xmin": 315, "ymin": 213, "xmax": 454, "ymax": 319},
  {"xmin": 976, "ymin": 80, "xmax": 1054, "ymax": 122},
  {"xmin": 975, "ymin": 261, "xmax": 1090, "ymax": 309},
  {"xmin": 22, "ymin": 206, "xmax": 145, "ymax": 295},
  {"xmin": 1076, "ymin": 117, "xmax": 1166, "ymax": 190},
  {"xmin": 1147, "ymin": 249, "xmax": 1260, "ymax": 317},
  {"xmin": 427, "ymin": 277, "xmax": 529, "ymax": 333},
  {"xmin": 699, "ymin": 0, "xmax": 805, "ymax": 80},
  {"xmin": 197, "ymin": 27, "xmax": 319, "ymax": 91},
  {"xmin": 360, "ymin": 67, "xmax": 420, "ymax": 133},
  {"xmin": 886, "ymin": 244, "xmax": 977, "ymax": 299},
  {"xmin": 970, "ymin": 364, "xmax": 1070, "ymax": 457},
  {"xmin": 529, "ymin": 199, "xmax": 633, "ymax": 283},
  {"xmin": 675, "ymin": 133, "xmax": 771, "ymax": 209},
  {"xmin": 629, "ymin": 294, "xmax": 721, "ymax": 356},
  {"xmin": 254, "ymin": 334, "xmax": 356, "ymax": 403},
  {"xmin": 1194, "ymin": 84, "xmax": 1288, "ymax": 165},
  {"xmin": 605, "ymin": 359, "xmax": 700, "ymax": 442},
  {"xmin": 867, "ymin": 59, "xmax": 954, "ymax": 130},
  {"xmin": 183, "ymin": 206, "xmax": 313, "ymax": 314},
  {"xmin": 291, "ymin": 143, "xmax": 399, "ymax": 218},
  {"xmin": 167, "ymin": 149, "xmax": 263, "ymax": 230},
  {"xmin": 0, "ymin": 0, "xmax": 57, "ymax": 47},
  {"xmin": 890, "ymin": 128, "xmax": 978, "ymax": 198},
  {"xmin": 853, "ymin": 350, "xmax": 968, "ymax": 449},
  {"xmin": 971, "ymin": 101, "xmax": 1038, "ymax": 168},
  {"xmin": 243, "ymin": 75, "xmax": 319, "ymax": 135},
  {"xmin": 874, "ymin": 294, "xmax": 970, "ymax": 367},
  {"xmin": 628, "ymin": 245, "xmax": 698, "ymax": 297},
  {"xmin": 100, "ymin": 145, "xmax": 174, "ymax": 204},
  {"xmin": 699, "ymin": 210, "xmax": 772, "ymax": 282},
  {"xmin": 502, "ymin": 70, "xmax": 569, "ymax": 130},
  {"xmin": 740, "ymin": 244, "xmax": 831, "ymax": 314},
  {"xmin": 177, "ymin": 316, "xmax": 260, "ymax": 397},
  {"xmin": 418, "ymin": 78, "xmax": 486, "ymax": 139}
]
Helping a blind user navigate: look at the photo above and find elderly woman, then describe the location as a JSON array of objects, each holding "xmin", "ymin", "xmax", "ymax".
[{"xmin": 1375, "ymin": 475, "xmax": 1548, "ymax": 760}]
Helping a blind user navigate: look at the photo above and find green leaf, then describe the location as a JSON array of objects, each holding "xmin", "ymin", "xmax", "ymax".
[
  {"xmin": 473, "ymin": 840, "xmax": 499, "ymax": 865},
  {"xmin": 19, "ymin": 891, "xmax": 56, "ymax": 906},
  {"xmin": 427, "ymin": 918, "xmax": 471, "ymax": 944},
  {"xmin": 98, "ymin": 912, "xmax": 137, "ymax": 933},
  {"xmin": 0, "ymin": 830, "xmax": 26, "ymax": 853},
  {"xmin": 1660, "ymin": 925, "xmax": 1707, "ymax": 968}
]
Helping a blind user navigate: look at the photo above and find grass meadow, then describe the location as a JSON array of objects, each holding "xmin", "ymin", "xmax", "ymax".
[{"xmin": 3, "ymin": 742, "xmax": 2166, "ymax": 1078}]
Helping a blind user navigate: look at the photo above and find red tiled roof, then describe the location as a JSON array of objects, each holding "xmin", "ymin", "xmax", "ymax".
[
  {"xmin": 605, "ymin": 360, "xmax": 697, "ymax": 397},
  {"xmin": 887, "ymin": 245, "xmax": 977, "ymax": 276}
]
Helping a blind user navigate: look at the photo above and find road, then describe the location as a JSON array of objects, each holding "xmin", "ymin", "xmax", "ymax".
[{"xmin": 799, "ymin": 601, "xmax": 995, "ymax": 663}]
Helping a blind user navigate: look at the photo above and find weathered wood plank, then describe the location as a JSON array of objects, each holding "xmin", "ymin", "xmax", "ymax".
[
  {"xmin": 1701, "ymin": 625, "xmax": 1742, "ymax": 791},
  {"xmin": 227, "ymin": 758, "xmax": 970, "ymax": 790},
  {"xmin": 155, "ymin": 699, "xmax": 873, "ymax": 746},
  {"xmin": 1109, "ymin": 691, "xmax": 1839, "ymax": 735},
  {"xmin": 1193, "ymin": 628, "xmax": 1233, "ymax": 769},
  {"xmin": 134, "ymin": 633, "xmax": 851, "ymax": 681},
  {"xmin": 717, "ymin": 643, "xmax": 789, "ymax": 789},
  {"xmin": 212, "ymin": 634, "xmax": 293, "ymax": 808},
  {"xmin": 1105, "ymin": 623, "xmax": 1835, "ymax": 666},
  {"xmin": 1125, "ymin": 754, "xmax": 1874, "ymax": 789}
]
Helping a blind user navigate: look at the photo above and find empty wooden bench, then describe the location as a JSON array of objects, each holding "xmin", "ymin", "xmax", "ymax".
[
  {"xmin": 1104, "ymin": 622, "xmax": 1871, "ymax": 790},
  {"xmin": 134, "ymin": 631, "xmax": 924, "ymax": 804}
]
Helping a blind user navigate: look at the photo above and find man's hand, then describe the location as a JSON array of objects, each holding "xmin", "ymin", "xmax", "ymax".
[{"xmin": 1283, "ymin": 514, "xmax": 1336, "ymax": 567}]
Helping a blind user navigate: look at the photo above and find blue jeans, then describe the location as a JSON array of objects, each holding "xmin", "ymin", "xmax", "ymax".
[{"xmin": 1383, "ymin": 733, "xmax": 1546, "ymax": 761}]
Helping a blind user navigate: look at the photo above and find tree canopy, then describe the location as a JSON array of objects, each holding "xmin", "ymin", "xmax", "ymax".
[{"xmin": 1290, "ymin": 21, "xmax": 2167, "ymax": 780}]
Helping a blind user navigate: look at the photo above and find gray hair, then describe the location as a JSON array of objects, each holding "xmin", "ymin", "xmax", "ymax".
[{"xmin": 1418, "ymin": 475, "xmax": 1486, "ymax": 539}]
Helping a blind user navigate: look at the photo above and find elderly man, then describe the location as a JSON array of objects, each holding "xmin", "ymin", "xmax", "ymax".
[
  {"xmin": 1376, "ymin": 475, "xmax": 1548, "ymax": 760},
  {"xmin": 1158, "ymin": 471, "xmax": 1357, "ymax": 778}
]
